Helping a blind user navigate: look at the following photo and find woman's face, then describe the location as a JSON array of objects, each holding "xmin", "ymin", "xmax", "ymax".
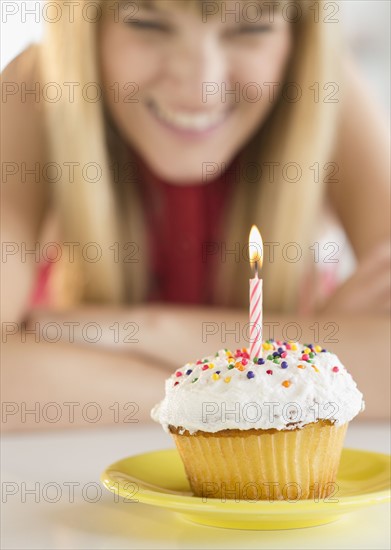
[{"xmin": 100, "ymin": 0, "xmax": 292, "ymax": 183}]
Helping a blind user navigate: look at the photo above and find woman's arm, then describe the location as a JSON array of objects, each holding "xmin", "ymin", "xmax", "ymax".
[
  {"xmin": 324, "ymin": 58, "xmax": 390, "ymax": 314},
  {"xmin": 329, "ymin": 58, "xmax": 390, "ymax": 257},
  {"xmin": 1, "ymin": 330, "xmax": 171, "ymax": 433},
  {"xmin": 24, "ymin": 304, "xmax": 390, "ymax": 422},
  {"xmin": 1, "ymin": 46, "xmax": 50, "ymax": 325}
]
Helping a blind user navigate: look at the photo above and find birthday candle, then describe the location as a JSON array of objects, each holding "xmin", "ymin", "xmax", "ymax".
[{"xmin": 249, "ymin": 225, "xmax": 263, "ymax": 360}]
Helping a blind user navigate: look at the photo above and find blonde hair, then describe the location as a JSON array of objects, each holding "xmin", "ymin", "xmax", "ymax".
[{"xmin": 39, "ymin": 0, "xmax": 342, "ymax": 311}]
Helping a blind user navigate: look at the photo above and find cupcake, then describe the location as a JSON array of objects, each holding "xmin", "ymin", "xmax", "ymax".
[{"xmin": 151, "ymin": 341, "xmax": 364, "ymax": 501}]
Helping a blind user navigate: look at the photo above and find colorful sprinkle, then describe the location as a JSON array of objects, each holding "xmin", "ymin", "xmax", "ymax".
[
  {"xmin": 188, "ymin": 343, "xmax": 336, "ymax": 391},
  {"xmin": 174, "ymin": 381, "xmax": 179, "ymax": 386},
  {"xmin": 175, "ymin": 371, "xmax": 183, "ymax": 377}
]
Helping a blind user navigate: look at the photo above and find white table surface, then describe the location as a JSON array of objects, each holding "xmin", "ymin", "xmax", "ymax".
[{"xmin": 2, "ymin": 421, "xmax": 390, "ymax": 550}]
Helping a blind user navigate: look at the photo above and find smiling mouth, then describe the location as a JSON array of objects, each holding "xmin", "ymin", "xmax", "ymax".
[{"xmin": 147, "ymin": 100, "xmax": 233, "ymax": 133}]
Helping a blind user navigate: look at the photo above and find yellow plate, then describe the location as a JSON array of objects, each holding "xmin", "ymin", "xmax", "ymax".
[{"xmin": 101, "ymin": 448, "xmax": 390, "ymax": 530}]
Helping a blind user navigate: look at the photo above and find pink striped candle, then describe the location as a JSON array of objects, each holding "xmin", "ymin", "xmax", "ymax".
[{"xmin": 249, "ymin": 225, "xmax": 263, "ymax": 360}]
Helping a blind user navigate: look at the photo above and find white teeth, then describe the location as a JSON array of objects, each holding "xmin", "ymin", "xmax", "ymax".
[{"xmin": 150, "ymin": 102, "xmax": 227, "ymax": 131}]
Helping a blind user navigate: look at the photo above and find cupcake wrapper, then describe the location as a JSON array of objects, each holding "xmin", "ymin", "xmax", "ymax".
[{"xmin": 171, "ymin": 421, "xmax": 348, "ymax": 500}]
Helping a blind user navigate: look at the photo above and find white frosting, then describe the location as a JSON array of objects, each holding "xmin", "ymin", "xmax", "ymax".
[{"xmin": 151, "ymin": 343, "xmax": 365, "ymax": 434}]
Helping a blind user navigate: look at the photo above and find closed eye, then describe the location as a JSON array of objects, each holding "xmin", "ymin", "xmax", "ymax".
[
  {"xmin": 125, "ymin": 19, "xmax": 172, "ymax": 32},
  {"xmin": 237, "ymin": 25, "xmax": 273, "ymax": 34}
]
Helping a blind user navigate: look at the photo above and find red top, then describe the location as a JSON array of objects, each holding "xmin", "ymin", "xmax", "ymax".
[
  {"xmin": 136, "ymin": 154, "xmax": 237, "ymax": 304},
  {"xmin": 30, "ymin": 154, "xmax": 237, "ymax": 307}
]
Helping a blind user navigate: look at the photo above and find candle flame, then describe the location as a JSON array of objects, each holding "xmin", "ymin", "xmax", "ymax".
[{"xmin": 249, "ymin": 225, "xmax": 263, "ymax": 272}]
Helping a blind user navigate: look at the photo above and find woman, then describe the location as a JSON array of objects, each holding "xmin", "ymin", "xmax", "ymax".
[{"xmin": 2, "ymin": 0, "xmax": 390, "ymax": 430}]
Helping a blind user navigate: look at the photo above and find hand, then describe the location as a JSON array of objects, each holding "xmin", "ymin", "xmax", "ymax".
[{"xmin": 320, "ymin": 242, "xmax": 391, "ymax": 314}]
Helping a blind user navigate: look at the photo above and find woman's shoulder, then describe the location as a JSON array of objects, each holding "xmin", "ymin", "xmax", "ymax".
[
  {"xmin": 328, "ymin": 56, "xmax": 390, "ymax": 258},
  {"xmin": 1, "ymin": 44, "xmax": 47, "ymax": 166},
  {"xmin": 2, "ymin": 43, "xmax": 41, "ymax": 78},
  {"xmin": 1, "ymin": 45, "xmax": 52, "ymax": 323},
  {"xmin": 2, "ymin": 44, "xmax": 46, "ymax": 125},
  {"xmin": 1, "ymin": 44, "xmax": 49, "ymax": 221}
]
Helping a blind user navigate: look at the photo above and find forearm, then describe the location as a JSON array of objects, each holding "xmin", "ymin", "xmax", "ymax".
[
  {"xmin": 22, "ymin": 304, "xmax": 224, "ymax": 365},
  {"xmin": 1, "ymin": 332, "xmax": 171, "ymax": 433},
  {"xmin": 24, "ymin": 305, "xmax": 390, "ymax": 420}
]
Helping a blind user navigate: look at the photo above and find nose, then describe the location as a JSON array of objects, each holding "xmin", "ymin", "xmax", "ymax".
[{"xmin": 164, "ymin": 34, "xmax": 229, "ymax": 109}]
